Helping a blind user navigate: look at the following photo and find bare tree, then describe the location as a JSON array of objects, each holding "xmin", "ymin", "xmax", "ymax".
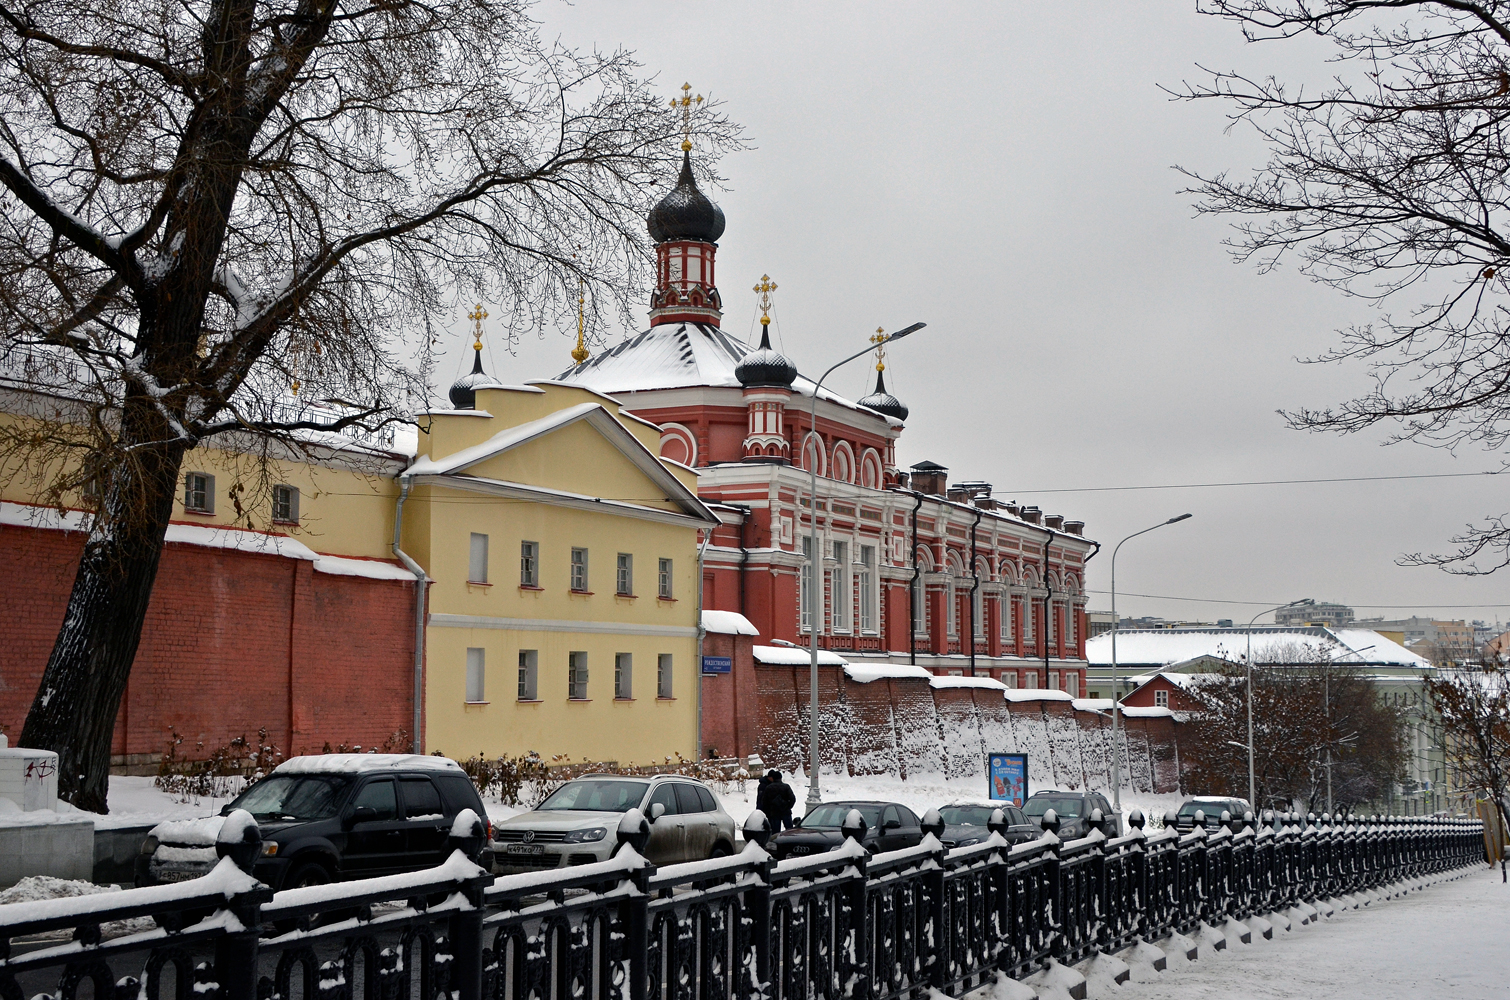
[
  {"xmin": 1179, "ymin": 1, "xmax": 1510, "ymax": 572},
  {"xmin": 1426, "ymin": 657, "xmax": 1509, "ymax": 878},
  {"xmin": 0, "ymin": 0, "xmax": 738, "ymax": 810}
]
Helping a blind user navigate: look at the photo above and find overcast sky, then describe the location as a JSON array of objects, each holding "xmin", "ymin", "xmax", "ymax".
[{"xmin": 436, "ymin": 1, "xmax": 1508, "ymax": 629}]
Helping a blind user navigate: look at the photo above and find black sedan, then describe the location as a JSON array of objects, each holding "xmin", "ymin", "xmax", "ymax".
[
  {"xmin": 935, "ymin": 802, "xmax": 1041, "ymax": 848},
  {"xmin": 769, "ymin": 801, "xmax": 923, "ymax": 860}
]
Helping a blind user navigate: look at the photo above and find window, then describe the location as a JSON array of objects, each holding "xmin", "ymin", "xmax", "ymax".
[
  {"xmin": 272, "ymin": 484, "xmax": 299, "ymax": 524},
  {"xmin": 616, "ymin": 553, "xmax": 633, "ymax": 595},
  {"xmin": 571, "ymin": 547, "xmax": 589, "ymax": 591},
  {"xmin": 658, "ymin": 558, "xmax": 673, "ymax": 599},
  {"xmin": 1155, "ymin": 689, "xmax": 1169, "ymax": 708},
  {"xmin": 912, "ymin": 573, "xmax": 925, "ymax": 634},
  {"xmin": 1024, "ymin": 671, "xmax": 1039, "ymax": 690},
  {"xmin": 657, "ymin": 653, "xmax": 673, "ymax": 699},
  {"xmin": 469, "ymin": 533, "xmax": 489, "ymax": 584},
  {"xmin": 946, "ymin": 578, "xmax": 957, "ymax": 635},
  {"xmin": 1022, "ymin": 596, "xmax": 1034, "ymax": 642},
  {"xmin": 400, "ymin": 777, "xmax": 443, "ymax": 818},
  {"xmin": 648, "ymin": 783, "xmax": 679, "ymax": 818},
  {"xmin": 801, "ymin": 537, "xmax": 814, "ymax": 632},
  {"xmin": 1002, "ymin": 671, "xmax": 1017, "ymax": 689},
  {"xmin": 518, "ymin": 650, "xmax": 538, "ymax": 701},
  {"xmin": 465, "ymin": 647, "xmax": 486, "ymax": 703},
  {"xmin": 831, "ymin": 540, "xmax": 850, "ymax": 632},
  {"xmin": 696, "ymin": 785, "xmax": 717, "ymax": 812},
  {"xmin": 675, "ymin": 782, "xmax": 704, "ymax": 814},
  {"xmin": 973, "ymin": 583, "xmax": 985, "ymax": 639},
  {"xmin": 520, "ymin": 541, "xmax": 539, "ymax": 587},
  {"xmin": 568, "ymin": 651, "xmax": 589, "ymax": 700},
  {"xmin": 615, "ymin": 653, "xmax": 632, "ymax": 699},
  {"xmin": 184, "ymin": 472, "xmax": 214, "ymax": 513},
  {"xmin": 858, "ymin": 545, "xmax": 876, "ymax": 633},
  {"xmin": 352, "ymin": 778, "xmax": 396, "ymax": 821},
  {"xmin": 1066, "ymin": 672, "xmax": 1079, "ymax": 698},
  {"xmin": 1049, "ymin": 670, "xmax": 1060, "ymax": 692},
  {"xmin": 1000, "ymin": 595, "xmax": 1012, "ymax": 640}
]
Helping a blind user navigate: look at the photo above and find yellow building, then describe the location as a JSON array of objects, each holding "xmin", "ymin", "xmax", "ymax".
[{"xmin": 400, "ymin": 374, "xmax": 718, "ymax": 764}]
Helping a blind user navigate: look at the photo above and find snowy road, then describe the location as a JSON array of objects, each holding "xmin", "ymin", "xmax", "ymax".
[{"xmin": 1104, "ymin": 867, "xmax": 1506, "ymax": 1000}]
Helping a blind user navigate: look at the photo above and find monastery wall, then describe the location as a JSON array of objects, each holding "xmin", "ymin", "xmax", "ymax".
[{"xmin": 745, "ymin": 665, "xmax": 1186, "ymax": 795}]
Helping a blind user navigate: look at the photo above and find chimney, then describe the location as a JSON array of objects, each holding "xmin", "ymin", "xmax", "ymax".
[
  {"xmin": 1004, "ymin": 502, "xmax": 1021, "ymax": 517},
  {"xmin": 1063, "ymin": 520, "xmax": 1085, "ymax": 536},
  {"xmin": 1045, "ymin": 514, "xmax": 1064, "ymax": 530},
  {"xmin": 1020, "ymin": 505, "xmax": 1042, "ymax": 525},
  {"xmin": 909, "ymin": 460, "xmax": 948, "ymax": 497}
]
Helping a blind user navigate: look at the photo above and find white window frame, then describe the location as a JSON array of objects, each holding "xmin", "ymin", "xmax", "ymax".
[
  {"xmin": 517, "ymin": 649, "xmax": 538, "ymax": 701},
  {"xmin": 657, "ymin": 653, "xmax": 674, "ymax": 699},
  {"xmin": 615, "ymin": 652, "xmax": 633, "ymax": 699},
  {"xmin": 658, "ymin": 558, "xmax": 673, "ymax": 599},
  {"xmin": 520, "ymin": 541, "xmax": 539, "ymax": 587},
  {"xmin": 568, "ymin": 651, "xmax": 589, "ymax": 700},
  {"xmin": 184, "ymin": 472, "xmax": 214, "ymax": 513},
  {"xmin": 1023, "ymin": 671, "xmax": 1039, "ymax": 690},
  {"xmin": 465, "ymin": 647, "xmax": 486, "ymax": 703},
  {"xmin": 1002, "ymin": 671, "xmax": 1017, "ymax": 689},
  {"xmin": 912, "ymin": 573, "xmax": 925, "ymax": 635},
  {"xmin": 973, "ymin": 581, "xmax": 985, "ymax": 640},
  {"xmin": 1049, "ymin": 670, "xmax": 1060, "ymax": 692},
  {"xmin": 469, "ymin": 533, "xmax": 489, "ymax": 584},
  {"xmin": 1000, "ymin": 595, "xmax": 1012, "ymax": 641},
  {"xmin": 1155, "ymin": 689, "xmax": 1170, "ymax": 709},
  {"xmin": 946, "ymin": 577, "xmax": 958, "ymax": 636},
  {"xmin": 272, "ymin": 484, "xmax": 300, "ymax": 524},
  {"xmin": 858, "ymin": 545, "xmax": 876, "ymax": 633},
  {"xmin": 1065, "ymin": 672, "xmax": 1080, "ymax": 698},
  {"xmin": 800, "ymin": 536, "xmax": 814, "ymax": 633},
  {"xmin": 616, "ymin": 553, "xmax": 633, "ymax": 596},
  {"xmin": 571, "ymin": 547, "xmax": 589, "ymax": 591},
  {"xmin": 831, "ymin": 540, "xmax": 850, "ymax": 633}
]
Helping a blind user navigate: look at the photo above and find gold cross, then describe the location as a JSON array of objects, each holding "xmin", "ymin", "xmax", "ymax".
[
  {"xmin": 753, "ymin": 274, "xmax": 777, "ymax": 326},
  {"xmin": 467, "ymin": 303, "xmax": 488, "ymax": 351},
  {"xmin": 671, "ymin": 81, "xmax": 703, "ymax": 152},
  {"xmin": 870, "ymin": 326, "xmax": 887, "ymax": 371}
]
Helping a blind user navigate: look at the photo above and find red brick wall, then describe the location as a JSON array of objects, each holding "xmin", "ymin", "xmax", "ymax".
[
  {"xmin": 698, "ymin": 632, "xmax": 758, "ymax": 761},
  {"xmin": 0, "ymin": 522, "xmax": 418, "ymax": 766}
]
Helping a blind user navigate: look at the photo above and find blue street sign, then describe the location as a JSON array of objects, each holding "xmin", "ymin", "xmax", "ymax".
[{"xmin": 701, "ymin": 655, "xmax": 732, "ymax": 674}]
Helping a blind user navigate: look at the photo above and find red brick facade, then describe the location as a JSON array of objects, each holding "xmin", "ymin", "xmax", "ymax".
[{"xmin": 0, "ymin": 521, "xmax": 420, "ymax": 769}]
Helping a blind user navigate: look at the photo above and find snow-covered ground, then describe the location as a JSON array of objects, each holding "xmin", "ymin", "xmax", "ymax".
[{"xmin": 1057, "ymin": 867, "xmax": 1505, "ymax": 1000}]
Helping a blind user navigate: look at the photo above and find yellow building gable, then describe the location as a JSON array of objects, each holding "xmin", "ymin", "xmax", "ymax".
[{"xmin": 401, "ymin": 381, "xmax": 718, "ymax": 765}]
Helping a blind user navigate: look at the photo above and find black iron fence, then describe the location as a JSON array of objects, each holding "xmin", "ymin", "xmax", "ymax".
[{"xmin": 0, "ymin": 807, "xmax": 1485, "ymax": 1000}]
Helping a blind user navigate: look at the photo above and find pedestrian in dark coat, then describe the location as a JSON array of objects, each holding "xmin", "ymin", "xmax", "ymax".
[{"xmin": 764, "ymin": 769, "xmax": 796, "ymax": 831}]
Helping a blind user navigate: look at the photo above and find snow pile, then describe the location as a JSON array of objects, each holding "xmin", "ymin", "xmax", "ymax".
[
  {"xmin": 0, "ymin": 877, "xmax": 156, "ymax": 938},
  {"xmin": 702, "ymin": 610, "xmax": 758, "ymax": 636},
  {"xmin": 844, "ymin": 664, "xmax": 933, "ymax": 684},
  {"xmin": 151, "ymin": 815, "xmax": 225, "ymax": 845},
  {"xmin": 275, "ymin": 753, "xmax": 462, "ymax": 775}
]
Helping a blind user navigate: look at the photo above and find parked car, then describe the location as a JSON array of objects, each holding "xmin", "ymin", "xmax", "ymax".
[
  {"xmin": 490, "ymin": 774, "xmax": 736, "ymax": 873},
  {"xmin": 135, "ymin": 754, "xmax": 491, "ymax": 891},
  {"xmin": 769, "ymin": 801, "xmax": 923, "ymax": 859},
  {"xmin": 1173, "ymin": 796, "xmax": 1253, "ymax": 834},
  {"xmin": 1021, "ymin": 789, "xmax": 1120, "ymax": 840},
  {"xmin": 935, "ymin": 802, "xmax": 1040, "ymax": 847}
]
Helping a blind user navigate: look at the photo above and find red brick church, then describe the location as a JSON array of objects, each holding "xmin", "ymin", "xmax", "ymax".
[{"xmin": 553, "ymin": 147, "xmax": 1099, "ymax": 697}]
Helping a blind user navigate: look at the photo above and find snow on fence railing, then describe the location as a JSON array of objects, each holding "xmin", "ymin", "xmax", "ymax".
[{"xmin": 0, "ymin": 808, "xmax": 1487, "ymax": 1000}]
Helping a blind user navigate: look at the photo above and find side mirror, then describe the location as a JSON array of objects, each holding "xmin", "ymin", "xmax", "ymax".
[
  {"xmin": 792, "ymin": 815, "xmax": 802, "ymax": 828},
  {"xmin": 219, "ymin": 804, "xmax": 234, "ymax": 816},
  {"xmin": 345, "ymin": 805, "xmax": 378, "ymax": 829},
  {"xmin": 648, "ymin": 802, "xmax": 666, "ymax": 823},
  {"xmin": 882, "ymin": 818, "xmax": 901, "ymax": 831}
]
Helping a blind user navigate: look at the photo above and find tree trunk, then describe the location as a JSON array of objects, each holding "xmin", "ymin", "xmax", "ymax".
[{"xmin": 19, "ymin": 397, "xmax": 187, "ymax": 812}]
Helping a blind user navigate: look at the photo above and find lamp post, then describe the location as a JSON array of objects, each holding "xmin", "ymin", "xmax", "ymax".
[
  {"xmin": 1108, "ymin": 513, "xmax": 1192, "ymax": 821},
  {"xmin": 1245, "ymin": 597, "xmax": 1314, "ymax": 809},
  {"xmin": 804, "ymin": 322, "xmax": 926, "ymax": 808}
]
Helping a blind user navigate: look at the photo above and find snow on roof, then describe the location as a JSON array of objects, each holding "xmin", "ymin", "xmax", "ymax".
[
  {"xmin": 1085, "ymin": 627, "xmax": 1430, "ymax": 670},
  {"xmin": 553, "ymin": 322, "xmax": 894, "ymax": 422},
  {"xmin": 753, "ymin": 645, "xmax": 848, "ymax": 667},
  {"xmin": 1004, "ymin": 688, "xmax": 1076, "ymax": 703},
  {"xmin": 844, "ymin": 664, "xmax": 934, "ymax": 684},
  {"xmin": 1071, "ymin": 698, "xmax": 1113, "ymax": 713},
  {"xmin": 701, "ymin": 610, "xmax": 758, "ymax": 636},
  {"xmin": 274, "ymin": 753, "xmax": 462, "ymax": 775},
  {"xmin": 0, "ymin": 501, "xmax": 415, "ymax": 582},
  {"xmin": 1120, "ymin": 706, "xmax": 1178, "ymax": 719}
]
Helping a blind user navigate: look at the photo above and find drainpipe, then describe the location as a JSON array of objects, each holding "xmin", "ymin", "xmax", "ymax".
[
  {"xmin": 392, "ymin": 477, "xmax": 428, "ymax": 753},
  {"xmin": 1039, "ymin": 524, "xmax": 1056, "ymax": 681},
  {"xmin": 1080, "ymin": 539, "xmax": 1101, "ymax": 664},
  {"xmin": 731, "ymin": 504, "xmax": 752, "ymax": 616},
  {"xmin": 968, "ymin": 502, "xmax": 983, "ymax": 677},
  {"xmin": 695, "ymin": 524, "xmax": 714, "ymax": 759},
  {"xmin": 906, "ymin": 489, "xmax": 925, "ymax": 666}
]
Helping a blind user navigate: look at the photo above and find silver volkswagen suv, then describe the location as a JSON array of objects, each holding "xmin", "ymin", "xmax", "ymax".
[{"xmin": 491, "ymin": 774, "xmax": 736, "ymax": 873}]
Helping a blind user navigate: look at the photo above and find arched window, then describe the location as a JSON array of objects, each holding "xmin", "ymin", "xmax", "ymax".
[
  {"xmin": 658, "ymin": 423, "xmax": 697, "ymax": 467},
  {"xmin": 831, "ymin": 441, "xmax": 855, "ymax": 484},
  {"xmin": 801, "ymin": 433, "xmax": 826, "ymax": 477},
  {"xmin": 860, "ymin": 448, "xmax": 883, "ymax": 489}
]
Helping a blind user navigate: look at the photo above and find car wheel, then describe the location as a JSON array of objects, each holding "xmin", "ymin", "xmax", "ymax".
[
  {"xmin": 274, "ymin": 862, "xmax": 339, "ymax": 932},
  {"xmin": 709, "ymin": 843, "xmax": 733, "ymax": 860}
]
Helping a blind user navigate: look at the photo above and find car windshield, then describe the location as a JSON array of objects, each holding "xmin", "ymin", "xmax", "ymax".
[
  {"xmin": 1178, "ymin": 801, "xmax": 1222, "ymax": 817},
  {"xmin": 801, "ymin": 804, "xmax": 883, "ymax": 829},
  {"xmin": 537, "ymin": 779, "xmax": 649, "ymax": 813},
  {"xmin": 1023, "ymin": 796, "xmax": 1083, "ymax": 819},
  {"xmin": 231, "ymin": 775, "xmax": 350, "ymax": 821},
  {"xmin": 939, "ymin": 806, "xmax": 997, "ymax": 827}
]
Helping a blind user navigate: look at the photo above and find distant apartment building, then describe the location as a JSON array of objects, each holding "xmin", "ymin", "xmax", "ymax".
[
  {"xmin": 1353, "ymin": 616, "xmax": 1474, "ymax": 663},
  {"xmin": 1274, "ymin": 601, "xmax": 1355, "ymax": 628}
]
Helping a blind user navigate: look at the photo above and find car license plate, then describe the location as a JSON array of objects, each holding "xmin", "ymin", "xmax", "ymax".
[
  {"xmin": 155, "ymin": 868, "xmax": 202, "ymax": 883},
  {"xmin": 788, "ymin": 846, "xmax": 812, "ymax": 855},
  {"xmin": 505, "ymin": 844, "xmax": 545, "ymax": 855}
]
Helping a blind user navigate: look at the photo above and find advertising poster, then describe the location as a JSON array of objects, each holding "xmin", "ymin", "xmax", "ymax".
[{"xmin": 988, "ymin": 753, "xmax": 1028, "ymax": 806}]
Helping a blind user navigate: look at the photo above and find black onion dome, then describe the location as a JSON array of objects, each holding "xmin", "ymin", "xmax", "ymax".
[
  {"xmin": 648, "ymin": 152, "xmax": 726, "ymax": 244},
  {"xmin": 858, "ymin": 369, "xmax": 909, "ymax": 421},
  {"xmin": 449, "ymin": 349, "xmax": 506, "ymax": 409},
  {"xmin": 735, "ymin": 326, "xmax": 797, "ymax": 388}
]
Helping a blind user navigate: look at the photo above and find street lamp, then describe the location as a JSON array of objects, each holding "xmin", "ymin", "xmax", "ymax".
[
  {"xmin": 1245, "ymin": 598, "xmax": 1314, "ymax": 809},
  {"xmin": 1108, "ymin": 513, "xmax": 1193, "ymax": 820},
  {"xmin": 804, "ymin": 322, "xmax": 926, "ymax": 808}
]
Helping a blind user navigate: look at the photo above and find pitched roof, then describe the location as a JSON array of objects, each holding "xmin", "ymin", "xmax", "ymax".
[{"xmin": 1086, "ymin": 626, "xmax": 1430, "ymax": 669}]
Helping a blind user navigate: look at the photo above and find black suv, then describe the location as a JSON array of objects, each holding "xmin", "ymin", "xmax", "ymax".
[
  {"xmin": 136, "ymin": 755, "xmax": 491, "ymax": 891},
  {"xmin": 1022, "ymin": 789, "xmax": 1120, "ymax": 840},
  {"xmin": 1173, "ymin": 796, "xmax": 1253, "ymax": 834},
  {"xmin": 935, "ymin": 802, "xmax": 1041, "ymax": 847}
]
